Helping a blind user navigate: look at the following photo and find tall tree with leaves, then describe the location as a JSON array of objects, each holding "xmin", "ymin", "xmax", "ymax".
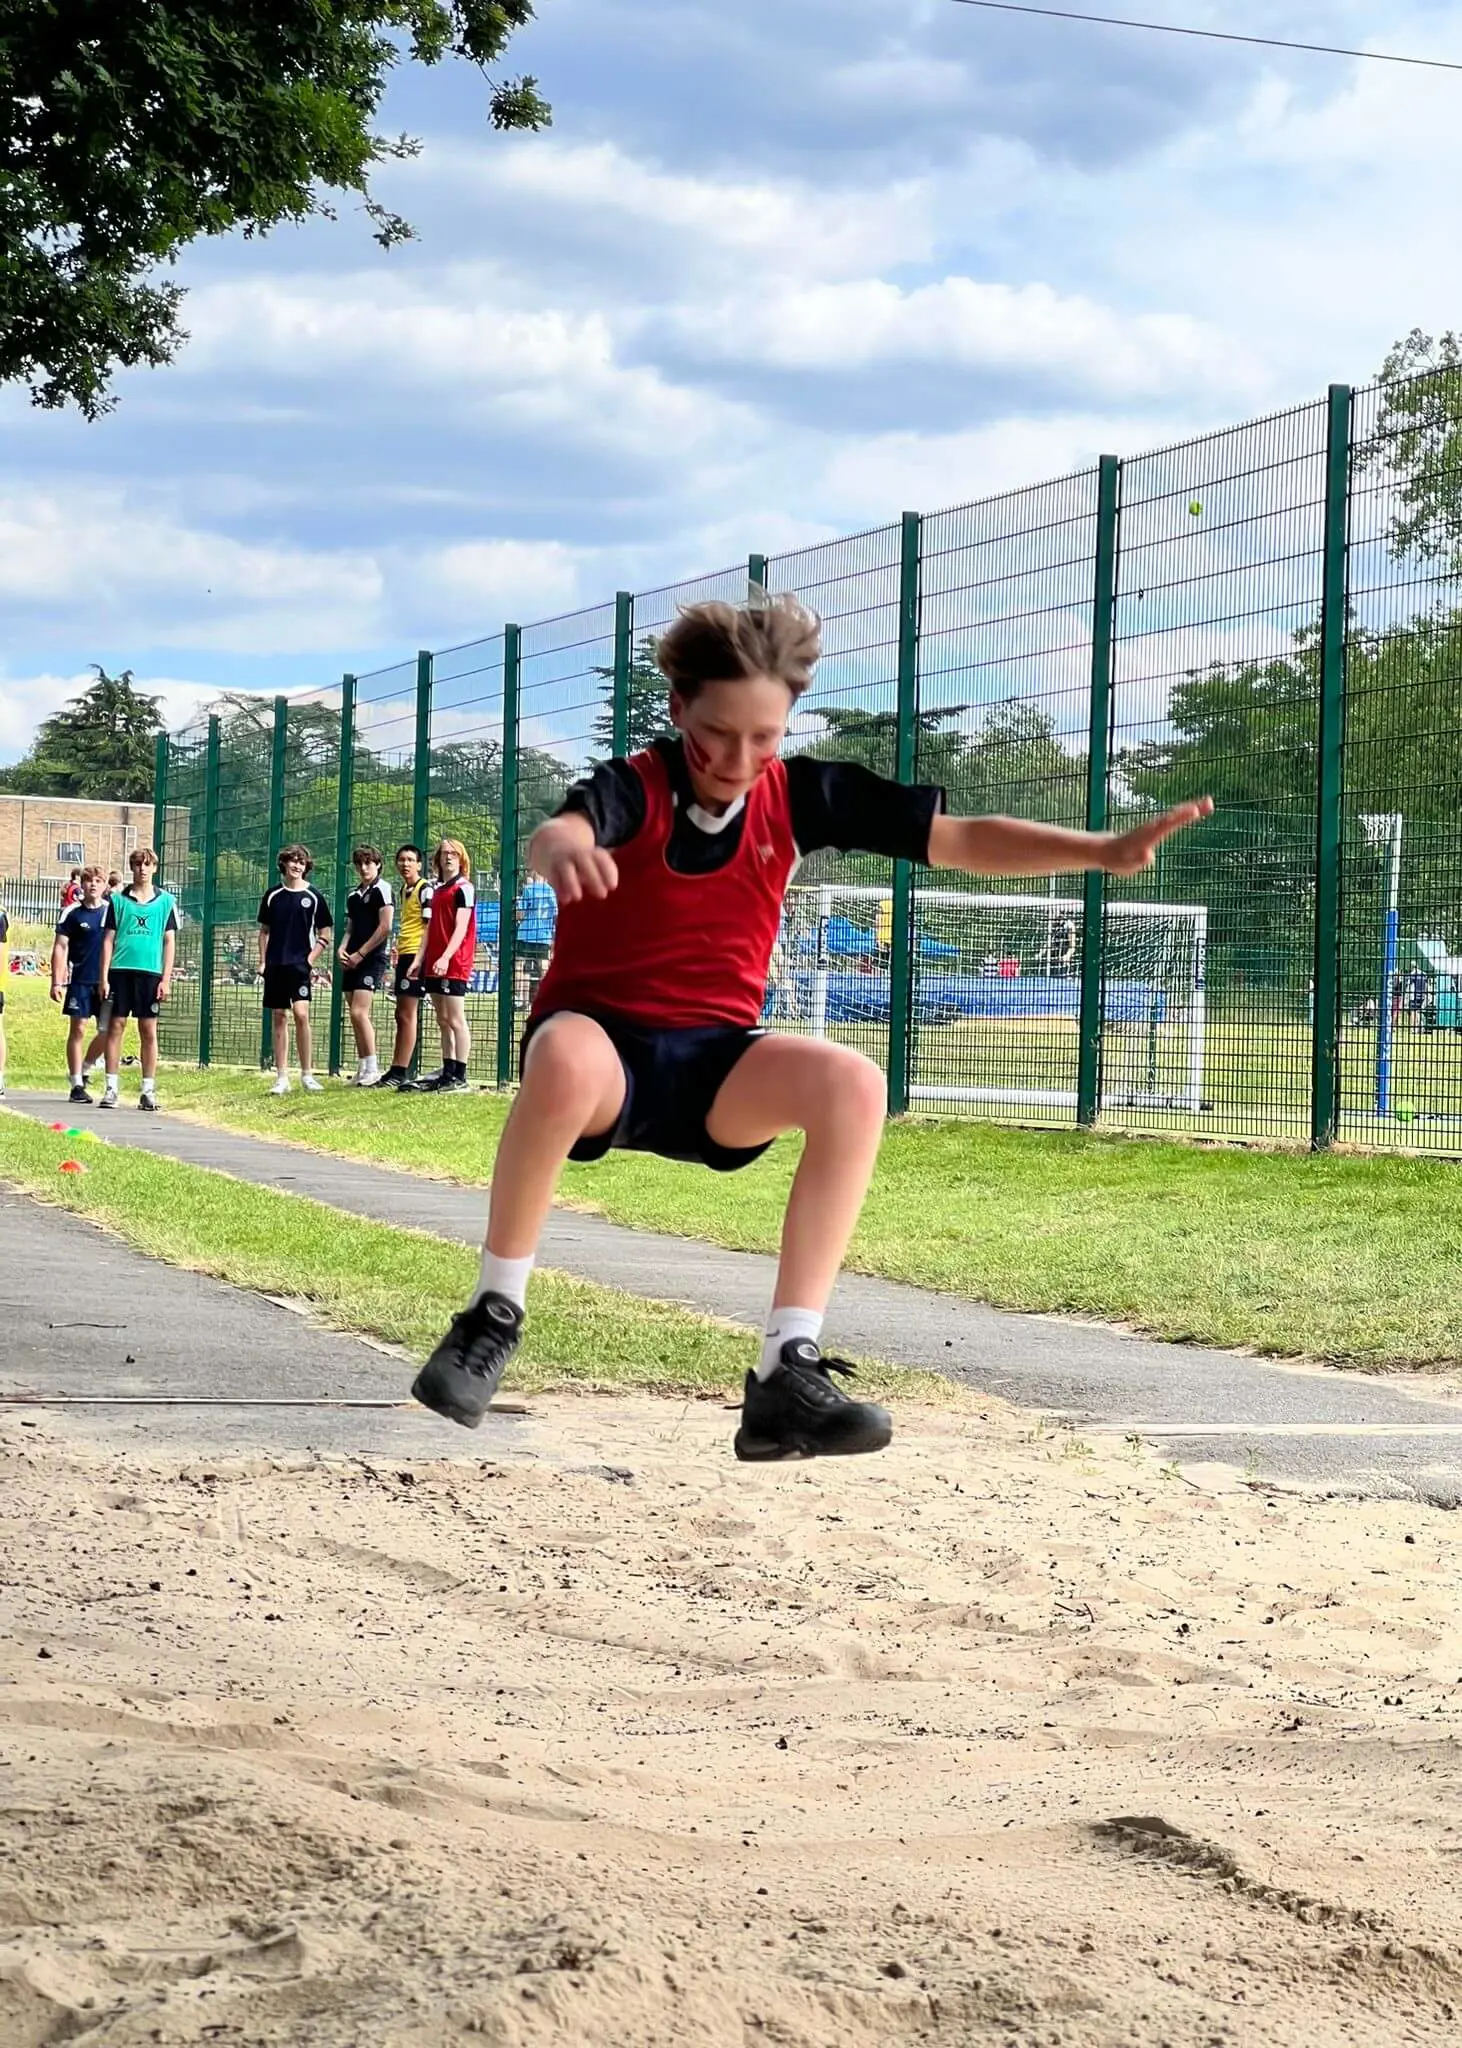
[
  {"xmin": 1, "ymin": 3, "xmax": 549, "ymax": 416},
  {"xmin": 590, "ymin": 637, "xmax": 669, "ymax": 760},
  {"xmin": 0, "ymin": 665, "xmax": 163, "ymax": 799},
  {"xmin": 1357, "ymin": 328, "xmax": 1462, "ymax": 574}
]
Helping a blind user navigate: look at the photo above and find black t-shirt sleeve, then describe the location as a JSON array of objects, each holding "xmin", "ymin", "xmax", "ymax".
[
  {"xmin": 786, "ymin": 756, "xmax": 946, "ymax": 864},
  {"xmin": 103, "ymin": 900, "xmax": 118, "ymax": 933},
  {"xmin": 164, "ymin": 902, "xmax": 180, "ymax": 935},
  {"xmin": 557, "ymin": 758, "xmax": 647, "ymax": 849},
  {"xmin": 315, "ymin": 895, "xmax": 333, "ymax": 930},
  {"xmin": 257, "ymin": 891, "xmax": 273, "ymax": 927}
]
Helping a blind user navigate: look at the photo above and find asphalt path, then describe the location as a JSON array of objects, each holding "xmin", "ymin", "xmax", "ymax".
[{"xmin": 5, "ymin": 1088, "xmax": 1462, "ymax": 1500}]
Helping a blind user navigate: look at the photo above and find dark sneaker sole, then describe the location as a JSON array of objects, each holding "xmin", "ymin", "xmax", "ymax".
[
  {"xmin": 732, "ymin": 1414, "xmax": 893, "ymax": 1462},
  {"xmin": 410, "ymin": 1367, "xmax": 492, "ymax": 1429}
]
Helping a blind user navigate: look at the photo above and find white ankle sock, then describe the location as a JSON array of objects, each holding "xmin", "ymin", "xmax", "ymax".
[
  {"xmin": 105, "ymin": 1071, "xmax": 119, "ymax": 1090},
  {"xmin": 472, "ymin": 1250, "xmax": 535, "ymax": 1312},
  {"xmin": 69, "ymin": 1070, "xmax": 82, "ymax": 1088},
  {"xmin": 140, "ymin": 1076, "xmax": 155, "ymax": 1097},
  {"xmin": 758, "ymin": 1307, "xmax": 824, "ymax": 1381}
]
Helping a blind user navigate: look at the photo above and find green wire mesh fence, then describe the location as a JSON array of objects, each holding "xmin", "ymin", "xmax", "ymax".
[{"xmin": 153, "ymin": 369, "xmax": 1462, "ymax": 1150}]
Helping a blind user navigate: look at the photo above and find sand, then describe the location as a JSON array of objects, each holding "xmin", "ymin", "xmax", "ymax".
[{"xmin": 3, "ymin": 1394, "xmax": 1462, "ymax": 2047}]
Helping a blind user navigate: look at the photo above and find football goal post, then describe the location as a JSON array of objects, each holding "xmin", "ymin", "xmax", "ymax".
[{"xmin": 771, "ymin": 883, "xmax": 1208, "ymax": 1113}]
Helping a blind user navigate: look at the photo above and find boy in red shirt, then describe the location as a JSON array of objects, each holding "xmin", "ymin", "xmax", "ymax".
[
  {"xmin": 405, "ymin": 837, "xmax": 475, "ymax": 1092},
  {"xmin": 412, "ymin": 594, "xmax": 1211, "ymax": 1459}
]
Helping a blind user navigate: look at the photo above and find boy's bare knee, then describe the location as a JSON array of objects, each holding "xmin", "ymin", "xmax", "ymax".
[
  {"xmin": 522, "ymin": 1017, "xmax": 617, "ymax": 1106},
  {"xmin": 840, "ymin": 1048, "xmax": 888, "ymax": 1125}
]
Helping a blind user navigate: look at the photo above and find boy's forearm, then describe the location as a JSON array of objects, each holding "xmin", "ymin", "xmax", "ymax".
[
  {"xmin": 50, "ymin": 940, "xmax": 66, "ymax": 988},
  {"xmin": 929, "ymin": 814, "xmax": 1117, "ymax": 877},
  {"xmin": 257, "ymin": 929, "xmax": 269, "ymax": 971},
  {"xmin": 100, "ymin": 935, "xmax": 114, "ymax": 982},
  {"xmin": 162, "ymin": 932, "xmax": 176, "ymax": 982}
]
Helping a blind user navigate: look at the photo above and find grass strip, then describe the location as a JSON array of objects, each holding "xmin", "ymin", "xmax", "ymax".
[
  {"xmin": 0, "ymin": 1111, "xmax": 951, "ymax": 1405},
  {"xmin": 153, "ymin": 1070, "xmax": 1462, "ymax": 1371},
  {"xmin": 9, "ymin": 973, "xmax": 1462, "ymax": 1369}
]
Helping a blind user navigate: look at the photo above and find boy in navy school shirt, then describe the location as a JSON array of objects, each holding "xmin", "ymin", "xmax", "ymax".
[
  {"xmin": 257, "ymin": 844, "xmax": 333, "ymax": 1095},
  {"xmin": 338, "ymin": 845, "xmax": 394, "ymax": 1087},
  {"xmin": 51, "ymin": 865, "xmax": 112, "ymax": 1102},
  {"xmin": 411, "ymin": 591, "xmax": 1212, "ymax": 1461}
]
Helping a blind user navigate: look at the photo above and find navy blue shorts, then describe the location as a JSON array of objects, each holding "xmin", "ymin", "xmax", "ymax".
[
  {"xmin": 263, "ymin": 966, "xmax": 312, "ymax": 1011},
  {"xmin": 523, "ymin": 1010, "xmax": 770, "ymax": 1172},
  {"xmin": 109, "ymin": 970, "xmax": 162, "ymax": 1019},
  {"xmin": 393, "ymin": 960, "xmax": 426, "ymax": 1001},
  {"xmin": 343, "ymin": 952, "xmax": 389, "ymax": 994},
  {"xmin": 62, "ymin": 981, "xmax": 110, "ymax": 1021}
]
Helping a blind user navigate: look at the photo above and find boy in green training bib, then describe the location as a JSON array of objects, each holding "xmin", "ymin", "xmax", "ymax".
[{"xmin": 99, "ymin": 847, "xmax": 179, "ymax": 1111}]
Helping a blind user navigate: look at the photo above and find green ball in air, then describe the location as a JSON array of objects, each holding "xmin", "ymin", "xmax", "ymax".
[{"xmin": 1188, "ymin": 501, "xmax": 1203, "ymax": 518}]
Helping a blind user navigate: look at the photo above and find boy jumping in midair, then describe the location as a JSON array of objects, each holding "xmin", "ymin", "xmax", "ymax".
[{"xmin": 411, "ymin": 594, "xmax": 1211, "ymax": 1459}]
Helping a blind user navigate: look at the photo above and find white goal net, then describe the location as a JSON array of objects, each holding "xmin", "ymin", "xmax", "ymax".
[{"xmin": 769, "ymin": 884, "xmax": 1208, "ymax": 1113}]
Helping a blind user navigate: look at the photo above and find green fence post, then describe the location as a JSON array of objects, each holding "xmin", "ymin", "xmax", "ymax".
[
  {"xmin": 198, "ymin": 715, "xmax": 222, "ymax": 1067},
  {"xmin": 496, "ymin": 625, "xmax": 521, "ymax": 1089},
  {"xmin": 1077, "ymin": 456, "xmax": 1122, "ymax": 1128},
  {"xmin": 328, "ymin": 675, "xmax": 356, "ymax": 1077},
  {"xmin": 151, "ymin": 733, "xmax": 169, "ymax": 875},
  {"xmin": 887, "ymin": 510, "xmax": 922, "ymax": 1117},
  {"xmin": 412, "ymin": 650, "xmax": 432, "ymax": 851},
  {"xmin": 612, "ymin": 592, "xmax": 633, "ymax": 757},
  {"xmin": 1311, "ymin": 384, "xmax": 1353, "ymax": 1151},
  {"xmin": 747, "ymin": 552, "xmax": 767, "ymax": 593},
  {"xmin": 259, "ymin": 696, "xmax": 288, "ymax": 1068}
]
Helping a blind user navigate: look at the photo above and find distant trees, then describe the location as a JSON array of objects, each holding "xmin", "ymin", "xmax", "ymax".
[{"xmin": 0, "ymin": 666, "xmax": 163, "ymax": 799}]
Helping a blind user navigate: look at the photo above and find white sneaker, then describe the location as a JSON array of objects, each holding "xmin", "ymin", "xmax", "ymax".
[
  {"xmin": 269, "ymin": 1074, "xmax": 291, "ymax": 1096},
  {"xmin": 100, "ymin": 1086, "xmax": 118, "ymax": 1109},
  {"xmin": 357, "ymin": 1064, "xmax": 381, "ymax": 1088},
  {"xmin": 300, "ymin": 1073, "xmax": 324, "ymax": 1093}
]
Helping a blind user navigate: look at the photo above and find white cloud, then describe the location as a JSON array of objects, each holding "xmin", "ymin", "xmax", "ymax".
[
  {"xmin": 0, "ymin": 489, "xmax": 384, "ymax": 656},
  {"xmin": 670, "ymin": 275, "xmax": 1262, "ymax": 401},
  {"xmin": 404, "ymin": 136, "xmax": 936, "ymax": 280},
  {"xmin": 419, "ymin": 539, "xmax": 590, "ymax": 625}
]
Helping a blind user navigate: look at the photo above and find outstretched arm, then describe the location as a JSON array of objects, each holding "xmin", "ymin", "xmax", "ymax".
[{"xmin": 928, "ymin": 798, "xmax": 1213, "ymax": 879}]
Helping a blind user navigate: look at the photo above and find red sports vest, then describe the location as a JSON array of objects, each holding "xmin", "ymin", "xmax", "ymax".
[
  {"xmin": 532, "ymin": 749, "xmax": 797, "ymax": 1029},
  {"xmin": 425, "ymin": 878, "xmax": 476, "ymax": 981}
]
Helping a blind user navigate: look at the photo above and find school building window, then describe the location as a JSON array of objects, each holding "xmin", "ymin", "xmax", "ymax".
[{"xmin": 56, "ymin": 841, "xmax": 83, "ymax": 865}]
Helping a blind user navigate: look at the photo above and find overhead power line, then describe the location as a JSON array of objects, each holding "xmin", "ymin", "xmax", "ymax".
[{"xmin": 947, "ymin": 0, "xmax": 1462, "ymax": 73}]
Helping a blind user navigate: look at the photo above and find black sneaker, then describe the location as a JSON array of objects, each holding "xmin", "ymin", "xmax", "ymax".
[
  {"xmin": 437, "ymin": 1072, "xmax": 470, "ymax": 1093},
  {"xmin": 379, "ymin": 1066, "xmax": 409, "ymax": 1089},
  {"xmin": 407, "ymin": 1068, "xmax": 447, "ymax": 1093},
  {"xmin": 733, "ymin": 1342, "xmax": 893, "ymax": 1462},
  {"xmin": 69, "ymin": 1083, "xmax": 94, "ymax": 1106},
  {"xmin": 411, "ymin": 1291, "xmax": 524, "ymax": 1427},
  {"xmin": 138, "ymin": 1094, "xmax": 159, "ymax": 1112}
]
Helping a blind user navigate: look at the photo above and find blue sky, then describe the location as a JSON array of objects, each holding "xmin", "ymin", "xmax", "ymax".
[{"xmin": 2, "ymin": 0, "xmax": 1460, "ymax": 762}]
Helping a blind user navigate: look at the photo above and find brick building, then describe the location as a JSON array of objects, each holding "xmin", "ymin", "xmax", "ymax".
[{"xmin": 0, "ymin": 794, "xmax": 189, "ymax": 883}]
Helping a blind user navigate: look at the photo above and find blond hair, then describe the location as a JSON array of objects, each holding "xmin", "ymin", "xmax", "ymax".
[
  {"xmin": 433, "ymin": 838, "xmax": 470, "ymax": 880},
  {"xmin": 656, "ymin": 589, "xmax": 821, "ymax": 701}
]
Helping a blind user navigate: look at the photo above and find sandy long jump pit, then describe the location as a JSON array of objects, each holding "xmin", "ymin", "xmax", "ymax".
[{"xmin": 2, "ymin": 1393, "xmax": 1461, "ymax": 2046}]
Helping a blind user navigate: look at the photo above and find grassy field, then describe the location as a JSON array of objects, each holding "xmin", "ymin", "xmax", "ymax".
[
  {"xmin": 7, "ymin": 970, "xmax": 1461, "ymax": 1369},
  {"xmin": 0, "ymin": 1109, "xmax": 955, "ymax": 1405}
]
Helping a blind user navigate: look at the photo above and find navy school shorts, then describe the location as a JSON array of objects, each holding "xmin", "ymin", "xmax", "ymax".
[
  {"xmin": 62, "ymin": 981, "xmax": 111, "ymax": 1022},
  {"xmin": 263, "ymin": 966, "xmax": 312, "ymax": 1011},
  {"xmin": 521, "ymin": 1009, "xmax": 770, "ymax": 1172},
  {"xmin": 108, "ymin": 970, "xmax": 162, "ymax": 1020}
]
